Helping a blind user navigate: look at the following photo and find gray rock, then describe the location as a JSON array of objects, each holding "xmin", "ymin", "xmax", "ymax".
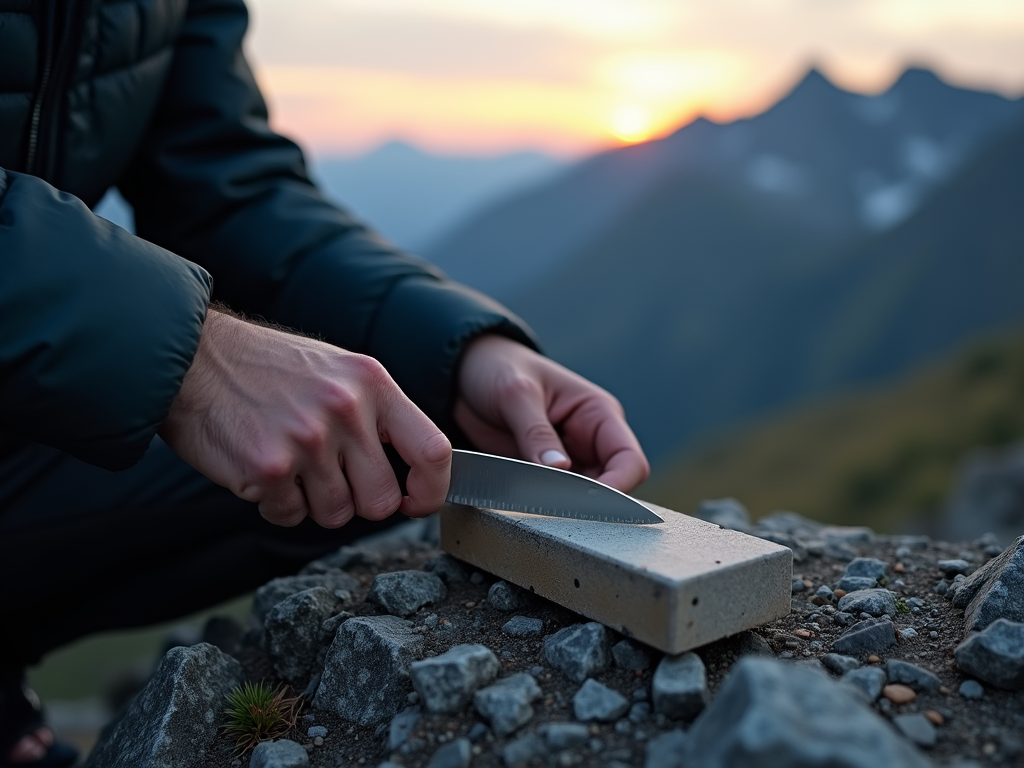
[
  {"xmin": 840, "ymin": 666, "xmax": 886, "ymax": 703},
  {"xmin": 837, "ymin": 589, "xmax": 898, "ymax": 618},
  {"xmin": 694, "ymin": 498, "xmax": 752, "ymax": 532},
  {"xmin": 543, "ymin": 623, "xmax": 610, "ymax": 683},
  {"xmin": 572, "ymin": 679, "xmax": 630, "ymax": 722},
  {"xmin": 792, "ymin": 578, "xmax": 808, "ymax": 593},
  {"xmin": 367, "ymin": 570, "xmax": 447, "ymax": 617},
  {"xmin": 502, "ymin": 616, "xmax": 544, "ymax": 637},
  {"xmin": 885, "ymin": 660, "xmax": 941, "ymax": 692},
  {"xmin": 474, "ymin": 673, "xmax": 542, "ymax": 736},
  {"xmin": 253, "ymin": 573, "xmax": 358, "ymax": 623},
  {"xmin": 425, "ymin": 738, "xmax": 472, "ymax": 768},
  {"xmin": 629, "ymin": 701, "xmax": 651, "ymax": 723},
  {"xmin": 892, "ymin": 713, "xmax": 937, "ymax": 749},
  {"xmin": 313, "ymin": 615, "xmax": 424, "ymax": 726},
  {"xmin": 844, "ymin": 558, "xmax": 888, "ymax": 581},
  {"xmin": 836, "ymin": 576, "xmax": 881, "ymax": 593},
  {"xmin": 680, "ymin": 658, "xmax": 932, "ymax": 768},
  {"xmin": 423, "ymin": 554, "xmax": 469, "ymax": 584},
  {"xmin": 502, "ymin": 734, "xmax": 546, "ymax": 767},
  {"xmin": 652, "ymin": 652, "xmax": 708, "ymax": 720},
  {"xmin": 264, "ymin": 587, "xmax": 342, "ymax": 687},
  {"xmin": 959, "ymin": 679, "xmax": 984, "ymax": 699},
  {"xmin": 833, "ymin": 618, "xmax": 897, "ymax": 656},
  {"xmin": 612, "ymin": 639, "xmax": 654, "ymax": 670},
  {"xmin": 733, "ymin": 631, "xmax": 773, "ymax": 657},
  {"xmin": 821, "ymin": 653, "xmax": 860, "ymax": 675},
  {"xmin": 938, "ymin": 559, "xmax": 971, "ymax": 577},
  {"xmin": 951, "ymin": 536, "xmax": 1024, "ymax": 631},
  {"xmin": 815, "ymin": 585, "xmax": 835, "ymax": 601},
  {"xmin": 488, "ymin": 580, "xmax": 528, "ymax": 611},
  {"xmin": 644, "ymin": 730, "xmax": 687, "ymax": 768},
  {"xmin": 306, "ymin": 726, "xmax": 328, "ymax": 739},
  {"xmin": 387, "ymin": 706, "xmax": 421, "ymax": 751},
  {"xmin": 538, "ymin": 722, "xmax": 589, "ymax": 750},
  {"xmin": 249, "ymin": 740, "xmax": 309, "ymax": 768},
  {"xmin": 301, "ymin": 545, "xmax": 382, "ymax": 574},
  {"xmin": 954, "ymin": 618, "xmax": 1024, "ymax": 690},
  {"xmin": 84, "ymin": 644, "xmax": 242, "ymax": 768},
  {"xmin": 409, "ymin": 643, "xmax": 500, "ymax": 713}
]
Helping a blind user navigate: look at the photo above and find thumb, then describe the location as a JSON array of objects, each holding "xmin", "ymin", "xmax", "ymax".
[{"xmin": 498, "ymin": 385, "xmax": 572, "ymax": 469}]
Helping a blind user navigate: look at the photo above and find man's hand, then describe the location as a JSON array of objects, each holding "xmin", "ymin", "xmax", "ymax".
[
  {"xmin": 159, "ymin": 309, "xmax": 451, "ymax": 527},
  {"xmin": 454, "ymin": 335, "xmax": 649, "ymax": 492}
]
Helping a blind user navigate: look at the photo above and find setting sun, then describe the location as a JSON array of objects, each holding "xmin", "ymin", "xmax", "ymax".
[{"xmin": 610, "ymin": 105, "xmax": 654, "ymax": 143}]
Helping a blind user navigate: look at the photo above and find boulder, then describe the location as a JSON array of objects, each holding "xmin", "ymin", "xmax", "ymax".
[
  {"xmin": 264, "ymin": 587, "xmax": 342, "ymax": 687},
  {"xmin": 253, "ymin": 573, "xmax": 358, "ymax": 623},
  {"xmin": 680, "ymin": 657, "xmax": 933, "ymax": 768},
  {"xmin": 951, "ymin": 536, "xmax": 1024, "ymax": 631},
  {"xmin": 313, "ymin": 615, "xmax": 423, "ymax": 726},
  {"xmin": 367, "ymin": 570, "xmax": 447, "ymax": 617},
  {"xmin": 85, "ymin": 644, "xmax": 242, "ymax": 768},
  {"xmin": 954, "ymin": 618, "xmax": 1024, "ymax": 690}
]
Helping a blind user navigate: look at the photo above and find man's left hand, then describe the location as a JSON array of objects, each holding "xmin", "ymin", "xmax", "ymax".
[{"xmin": 454, "ymin": 335, "xmax": 649, "ymax": 492}]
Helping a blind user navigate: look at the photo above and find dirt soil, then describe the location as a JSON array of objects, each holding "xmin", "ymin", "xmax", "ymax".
[{"xmin": 208, "ymin": 531, "xmax": 1024, "ymax": 768}]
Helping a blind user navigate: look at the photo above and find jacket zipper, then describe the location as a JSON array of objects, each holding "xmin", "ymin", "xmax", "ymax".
[
  {"xmin": 23, "ymin": 0, "xmax": 57, "ymax": 174},
  {"xmin": 26, "ymin": 0, "xmax": 86, "ymax": 181}
]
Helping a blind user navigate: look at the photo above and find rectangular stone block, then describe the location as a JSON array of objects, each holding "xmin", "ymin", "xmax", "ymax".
[{"xmin": 440, "ymin": 502, "xmax": 792, "ymax": 655}]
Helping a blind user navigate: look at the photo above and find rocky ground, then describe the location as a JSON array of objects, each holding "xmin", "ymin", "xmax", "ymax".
[{"xmin": 83, "ymin": 505, "xmax": 1024, "ymax": 768}]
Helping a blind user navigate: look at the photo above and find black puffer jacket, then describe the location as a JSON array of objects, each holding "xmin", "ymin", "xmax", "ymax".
[{"xmin": 0, "ymin": 0, "xmax": 536, "ymax": 470}]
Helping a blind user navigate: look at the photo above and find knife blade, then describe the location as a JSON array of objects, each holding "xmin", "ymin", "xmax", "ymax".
[{"xmin": 446, "ymin": 449, "xmax": 662, "ymax": 524}]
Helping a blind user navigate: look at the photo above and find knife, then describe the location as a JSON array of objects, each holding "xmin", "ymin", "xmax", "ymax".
[{"xmin": 446, "ymin": 449, "xmax": 662, "ymax": 525}]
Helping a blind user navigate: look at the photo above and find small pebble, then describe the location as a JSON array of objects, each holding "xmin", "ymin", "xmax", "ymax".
[
  {"xmin": 924, "ymin": 710, "xmax": 944, "ymax": 726},
  {"xmin": 470, "ymin": 572, "xmax": 484, "ymax": 585},
  {"xmin": 867, "ymin": 655, "xmax": 881, "ymax": 664},
  {"xmin": 883, "ymin": 684, "xmax": 917, "ymax": 704},
  {"xmin": 313, "ymin": 736, "xmax": 324, "ymax": 747},
  {"xmin": 959, "ymin": 680, "xmax": 984, "ymax": 700},
  {"xmin": 893, "ymin": 563, "xmax": 906, "ymax": 573}
]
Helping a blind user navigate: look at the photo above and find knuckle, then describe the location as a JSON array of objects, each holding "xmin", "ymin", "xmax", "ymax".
[
  {"xmin": 359, "ymin": 490, "xmax": 402, "ymax": 521},
  {"xmin": 251, "ymin": 452, "xmax": 293, "ymax": 485},
  {"xmin": 523, "ymin": 421, "xmax": 559, "ymax": 444},
  {"xmin": 352, "ymin": 354, "xmax": 389, "ymax": 386},
  {"xmin": 293, "ymin": 418, "xmax": 329, "ymax": 452},
  {"xmin": 497, "ymin": 373, "xmax": 541, "ymax": 401},
  {"xmin": 419, "ymin": 431, "xmax": 452, "ymax": 465},
  {"xmin": 322, "ymin": 381, "xmax": 362, "ymax": 422},
  {"xmin": 319, "ymin": 503, "xmax": 355, "ymax": 529}
]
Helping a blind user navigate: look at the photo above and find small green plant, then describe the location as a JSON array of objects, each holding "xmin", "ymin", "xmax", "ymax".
[
  {"xmin": 223, "ymin": 681, "xmax": 299, "ymax": 752},
  {"xmin": 895, "ymin": 597, "xmax": 910, "ymax": 615}
]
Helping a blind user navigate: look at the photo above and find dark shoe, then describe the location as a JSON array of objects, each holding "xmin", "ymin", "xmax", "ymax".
[{"xmin": 0, "ymin": 672, "xmax": 78, "ymax": 768}]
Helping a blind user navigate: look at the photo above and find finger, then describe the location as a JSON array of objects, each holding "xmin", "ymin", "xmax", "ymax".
[
  {"xmin": 299, "ymin": 457, "xmax": 357, "ymax": 528},
  {"xmin": 496, "ymin": 379, "xmax": 572, "ymax": 469},
  {"xmin": 343, "ymin": 439, "xmax": 404, "ymax": 521},
  {"xmin": 452, "ymin": 399, "xmax": 519, "ymax": 457},
  {"xmin": 257, "ymin": 477, "xmax": 311, "ymax": 527},
  {"xmin": 382, "ymin": 398, "xmax": 451, "ymax": 517},
  {"xmin": 590, "ymin": 419, "xmax": 650, "ymax": 492}
]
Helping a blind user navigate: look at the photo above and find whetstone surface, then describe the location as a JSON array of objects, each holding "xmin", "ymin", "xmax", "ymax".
[{"xmin": 440, "ymin": 502, "xmax": 792, "ymax": 655}]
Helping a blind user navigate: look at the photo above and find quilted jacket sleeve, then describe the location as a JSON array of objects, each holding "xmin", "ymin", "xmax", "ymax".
[
  {"xmin": 0, "ymin": 168, "xmax": 212, "ymax": 469},
  {"xmin": 118, "ymin": 0, "xmax": 538, "ymax": 435}
]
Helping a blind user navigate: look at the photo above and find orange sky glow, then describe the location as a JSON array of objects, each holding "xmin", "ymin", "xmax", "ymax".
[{"xmin": 245, "ymin": 0, "xmax": 1024, "ymax": 159}]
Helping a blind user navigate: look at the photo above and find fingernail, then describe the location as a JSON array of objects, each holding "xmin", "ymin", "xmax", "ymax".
[{"xmin": 540, "ymin": 450, "xmax": 568, "ymax": 466}]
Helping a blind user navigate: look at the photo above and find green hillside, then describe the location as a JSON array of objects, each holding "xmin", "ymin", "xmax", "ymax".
[{"xmin": 643, "ymin": 326, "xmax": 1024, "ymax": 533}]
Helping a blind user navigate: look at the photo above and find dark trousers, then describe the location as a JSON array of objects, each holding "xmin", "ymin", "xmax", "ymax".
[{"xmin": 0, "ymin": 438, "xmax": 400, "ymax": 667}]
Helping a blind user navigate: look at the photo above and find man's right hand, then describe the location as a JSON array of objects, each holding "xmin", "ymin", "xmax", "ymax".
[{"xmin": 158, "ymin": 308, "xmax": 452, "ymax": 528}]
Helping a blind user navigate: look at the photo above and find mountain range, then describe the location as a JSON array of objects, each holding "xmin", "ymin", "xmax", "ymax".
[{"xmin": 424, "ymin": 68, "xmax": 1024, "ymax": 464}]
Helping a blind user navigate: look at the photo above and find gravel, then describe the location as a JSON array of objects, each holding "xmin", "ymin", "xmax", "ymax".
[
  {"xmin": 500, "ymin": 616, "xmax": 544, "ymax": 637},
  {"xmin": 833, "ymin": 617, "xmax": 897, "ymax": 655},
  {"xmin": 836, "ymin": 588, "xmax": 899, "ymax": 618},
  {"xmin": 885, "ymin": 659, "xmax": 941, "ymax": 693},
  {"xmin": 572, "ymin": 678, "xmax": 630, "ymax": 722},
  {"xmin": 651, "ymin": 652, "xmax": 708, "ymax": 720},
  {"xmin": 409, "ymin": 643, "xmax": 500, "ymax": 713},
  {"xmin": 840, "ymin": 666, "xmax": 886, "ymax": 703},
  {"xmin": 487, "ymin": 581, "xmax": 528, "ymax": 612},
  {"xmin": 249, "ymin": 739, "xmax": 309, "ymax": 768},
  {"xmin": 612, "ymin": 638, "xmax": 655, "ymax": 671},
  {"xmin": 473, "ymin": 673, "xmax": 542, "ymax": 736},
  {"xmin": 821, "ymin": 653, "xmax": 860, "ymax": 675},
  {"xmin": 893, "ymin": 712, "xmax": 938, "ymax": 749},
  {"xmin": 543, "ymin": 622, "xmax": 610, "ymax": 683}
]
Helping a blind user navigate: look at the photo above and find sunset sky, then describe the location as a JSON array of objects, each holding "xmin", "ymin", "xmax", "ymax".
[{"xmin": 245, "ymin": 0, "xmax": 1024, "ymax": 158}]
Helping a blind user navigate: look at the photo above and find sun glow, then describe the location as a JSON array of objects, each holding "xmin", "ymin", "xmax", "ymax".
[{"xmin": 610, "ymin": 105, "xmax": 654, "ymax": 143}]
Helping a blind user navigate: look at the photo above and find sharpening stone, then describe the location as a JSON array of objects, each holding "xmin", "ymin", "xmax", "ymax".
[{"xmin": 440, "ymin": 501, "xmax": 792, "ymax": 655}]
